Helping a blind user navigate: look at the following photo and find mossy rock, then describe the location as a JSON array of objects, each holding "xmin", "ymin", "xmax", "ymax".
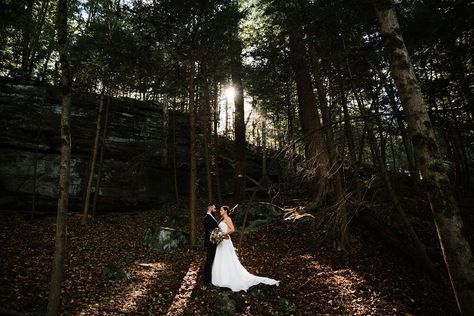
[{"xmin": 141, "ymin": 227, "xmax": 189, "ymax": 251}]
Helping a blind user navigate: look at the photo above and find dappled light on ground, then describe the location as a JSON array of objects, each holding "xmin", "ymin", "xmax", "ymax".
[
  {"xmin": 166, "ymin": 259, "xmax": 202, "ymax": 316},
  {"xmin": 0, "ymin": 208, "xmax": 457, "ymax": 315}
]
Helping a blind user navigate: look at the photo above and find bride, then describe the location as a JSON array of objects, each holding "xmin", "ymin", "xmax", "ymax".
[{"xmin": 212, "ymin": 206, "xmax": 279, "ymax": 292}]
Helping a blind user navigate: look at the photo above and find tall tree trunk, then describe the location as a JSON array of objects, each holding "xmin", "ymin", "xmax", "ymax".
[
  {"xmin": 232, "ymin": 41, "xmax": 246, "ymax": 203},
  {"xmin": 262, "ymin": 120, "xmax": 267, "ymax": 177},
  {"xmin": 203, "ymin": 81, "xmax": 214, "ymax": 204},
  {"xmin": 92, "ymin": 94, "xmax": 111, "ymax": 216},
  {"xmin": 82, "ymin": 89, "xmax": 104, "ymax": 225},
  {"xmin": 212, "ymin": 83, "xmax": 223, "ymax": 204},
  {"xmin": 28, "ymin": 0, "xmax": 51, "ymax": 76},
  {"xmin": 172, "ymin": 97, "xmax": 180, "ymax": 207},
  {"xmin": 21, "ymin": 0, "xmax": 35, "ymax": 78},
  {"xmin": 161, "ymin": 94, "xmax": 169, "ymax": 167},
  {"xmin": 188, "ymin": 62, "xmax": 198, "ymax": 246},
  {"xmin": 47, "ymin": 0, "xmax": 71, "ymax": 314},
  {"xmin": 308, "ymin": 42, "xmax": 344, "ymax": 199},
  {"xmin": 288, "ymin": 28, "xmax": 331, "ymax": 205},
  {"xmin": 375, "ymin": 2, "xmax": 474, "ymax": 314},
  {"xmin": 308, "ymin": 42, "xmax": 347, "ymax": 246},
  {"xmin": 339, "ymin": 78, "xmax": 361, "ymax": 198}
]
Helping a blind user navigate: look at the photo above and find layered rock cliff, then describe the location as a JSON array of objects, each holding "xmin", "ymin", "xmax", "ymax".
[{"xmin": 0, "ymin": 79, "xmax": 281, "ymax": 212}]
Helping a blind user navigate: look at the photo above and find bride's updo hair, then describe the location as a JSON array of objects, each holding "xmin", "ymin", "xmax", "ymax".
[{"xmin": 222, "ymin": 205, "xmax": 230, "ymax": 214}]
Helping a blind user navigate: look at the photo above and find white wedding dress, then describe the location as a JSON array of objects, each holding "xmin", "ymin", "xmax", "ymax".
[{"xmin": 211, "ymin": 221, "xmax": 279, "ymax": 291}]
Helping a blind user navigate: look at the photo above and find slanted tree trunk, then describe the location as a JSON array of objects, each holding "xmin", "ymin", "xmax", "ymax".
[
  {"xmin": 82, "ymin": 89, "xmax": 104, "ymax": 225},
  {"xmin": 375, "ymin": 2, "xmax": 474, "ymax": 314},
  {"xmin": 232, "ymin": 41, "xmax": 246, "ymax": 203},
  {"xmin": 188, "ymin": 62, "xmax": 198, "ymax": 246},
  {"xmin": 47, "ymin": 0, "xmax": 71, "ymax": 314},
  {"xmin": 92, "ymin": 94, "xmax": 111, "ymax": 216}
]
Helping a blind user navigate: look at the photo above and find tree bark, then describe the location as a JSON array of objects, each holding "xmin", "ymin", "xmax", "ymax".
[
  {"xmin": 161, "ymin": 94, "xmax": 169, "ymax": 167},
  {"xmin": 92, "ymin": 94, "xmax": 111, "ymax": 216},
  {"xmin": 288, "ymin": 28, "xmax": 331, "ymax": 205},
  {"xmin": 21, "ymin": 0, "xmax": 35, "ymax": 78},
  {"xmin": 172, "ymin": 97, "xmax": 180, "ymax": 207},
  {"xmin": 339, "ymin": 79, "xmax": 361, "ymax": 197},
  {"xmin": 82, "ymin": 89, "xmax": 104, "ymax": 224},
  {"xmin": 232, "ymin": 41, "xmax": 246, "ymax": 203},
  {"xmin": 201, "ymin": 72, "xmax": 213, "ymax": 204},
  {"xmin": 375, "ymin": 2, "xmax": 474, "ymax": 314},
  {"xmin": 27, "ymin": 0, "xmax": 51, "ymax": 77},
  {"xmin": 308, "ymin": 42, "xmax": 347, "ymax": 246},
  {"xmin": 47, "ymin": 0, "xmax": 71, "ymax": 314},
  {"xmin": 188, "ymin": 62, "xmax": 198, "ymax": 246},
  {"xmin": 212, "ymin": 83, "xmax": 223, "ymax": 204}
]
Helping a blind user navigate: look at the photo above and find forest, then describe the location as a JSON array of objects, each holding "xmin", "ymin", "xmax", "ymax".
[{"xmin": 0, "ymin": 0, "xmax": 473, "ymax": 315}]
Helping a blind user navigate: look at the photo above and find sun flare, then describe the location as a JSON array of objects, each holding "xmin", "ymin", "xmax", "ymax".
[{"xmin": 225, "ymin": 86, "xmax": 235, "ymax": 103}]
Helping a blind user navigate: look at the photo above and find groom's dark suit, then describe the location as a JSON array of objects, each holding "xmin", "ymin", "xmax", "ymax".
[{"xmin": 204, "ymin": 213, "xmax": 218, "ymax": 286}]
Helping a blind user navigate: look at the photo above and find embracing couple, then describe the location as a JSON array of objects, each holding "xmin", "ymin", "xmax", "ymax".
[{"xmin": 203, "ymin": 204, "xmax": 279, "ymax": 291}]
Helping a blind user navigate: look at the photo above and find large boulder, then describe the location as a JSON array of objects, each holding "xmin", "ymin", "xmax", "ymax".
[
  {"xmin": 141, "ymin": 227, "xmax": 189, "ymax": 251},
  {"xmin": 231, "ymin": 202, "xmax": 283, "ymax": 232}
]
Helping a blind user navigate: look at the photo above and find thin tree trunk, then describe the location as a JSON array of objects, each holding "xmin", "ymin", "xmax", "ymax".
[
  {"xmin": 201, "ymin": 72, "xmax": 213, "ymax": 204},
  {"xmin": 386, "ymin": 83, "xmax": 418, "ymax": 176},
  {"xmin": 375, "ymin": 2, "xmax": 474, "ymax": 314},
  {"xmin": 390, "ymin": 135, "xmax": 397, "ymax": 171},
  {"xmin": 308, "ymin": 42, "xmax": 347, "ymax": 247},
  {"xmin": 92, "ymin": 94, "xmax": 111, "ymax": 216},
  {"xmin": 188, "ymin": 62, "xmax": 197, "ymax": 246},
  {"xmin": 365, "ymin": 92, "xmax": 442, "ymax": 284},
  {"xmin": 40, "ymin": 42, "xmax": 54, "ymax": 81},
  {"xmin": 232, "ymin": 41, "xmax": 246, "ymax": 203},
  {"xmin": 308, "ymin": 42, "xmax": 344, "ymax": 199},
  {"xmin": 340, "ymin": 79, "xmax": 361, "ymax": 198},
  {"xmin": 27, "ymin": 0, "xmax": 51, "ymax": 76},
  {"xmin": 161, "ymin": 94, "xmax": 169, "ymax": 167},
  {"xmin": 262, "ymin": 120, "xmax": 267, "ymax": 177},
  {"xmin": 31, "ymin": 116, "xmax": 43, "ymax": 220},
  {"xmin": 212, "ymin": 83, "xmax": 223, "ymax": 204},
  {"xmin": 21, "ymin": 0, "xmax": 35, "ymax": 78},
  {"xmin": 47, "ymin": 0, "xmax": 71, "ymax": 314},
  {"xmin": 82, "ymin": 89, "xmax": 104, "ymax": 224},
  {"xmin": 172, "ymin": 97, "xmax": 180, "ymax": 207}
]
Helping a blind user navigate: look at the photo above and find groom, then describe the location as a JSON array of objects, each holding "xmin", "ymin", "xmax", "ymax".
[{"xmin": 203, "ymin": 204, "xmax": 218, "ymax": 287}]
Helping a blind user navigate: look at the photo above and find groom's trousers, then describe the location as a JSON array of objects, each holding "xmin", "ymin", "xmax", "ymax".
[{"xmin": 204, "ymin": 244, "xmax": 217, "ymax": 285}]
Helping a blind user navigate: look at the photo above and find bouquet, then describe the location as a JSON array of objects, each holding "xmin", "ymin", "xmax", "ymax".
[{"xmin": 210, "ymin": 227, "xmax": 225, "ymax": 245}]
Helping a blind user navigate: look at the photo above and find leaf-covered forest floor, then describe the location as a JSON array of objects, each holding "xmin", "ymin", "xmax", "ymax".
[{"xmin": 0, "ymin": 200, "xmax": 461, "ymax": 316}]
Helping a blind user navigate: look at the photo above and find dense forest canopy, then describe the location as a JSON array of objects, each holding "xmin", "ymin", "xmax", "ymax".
[
  {"xmin": 1, "ymin": 0, "xmax": 472, "ymax": 164},
  {"xmin": 1, "ymin": 0, "xmax": 473, "ymax": 315}
]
